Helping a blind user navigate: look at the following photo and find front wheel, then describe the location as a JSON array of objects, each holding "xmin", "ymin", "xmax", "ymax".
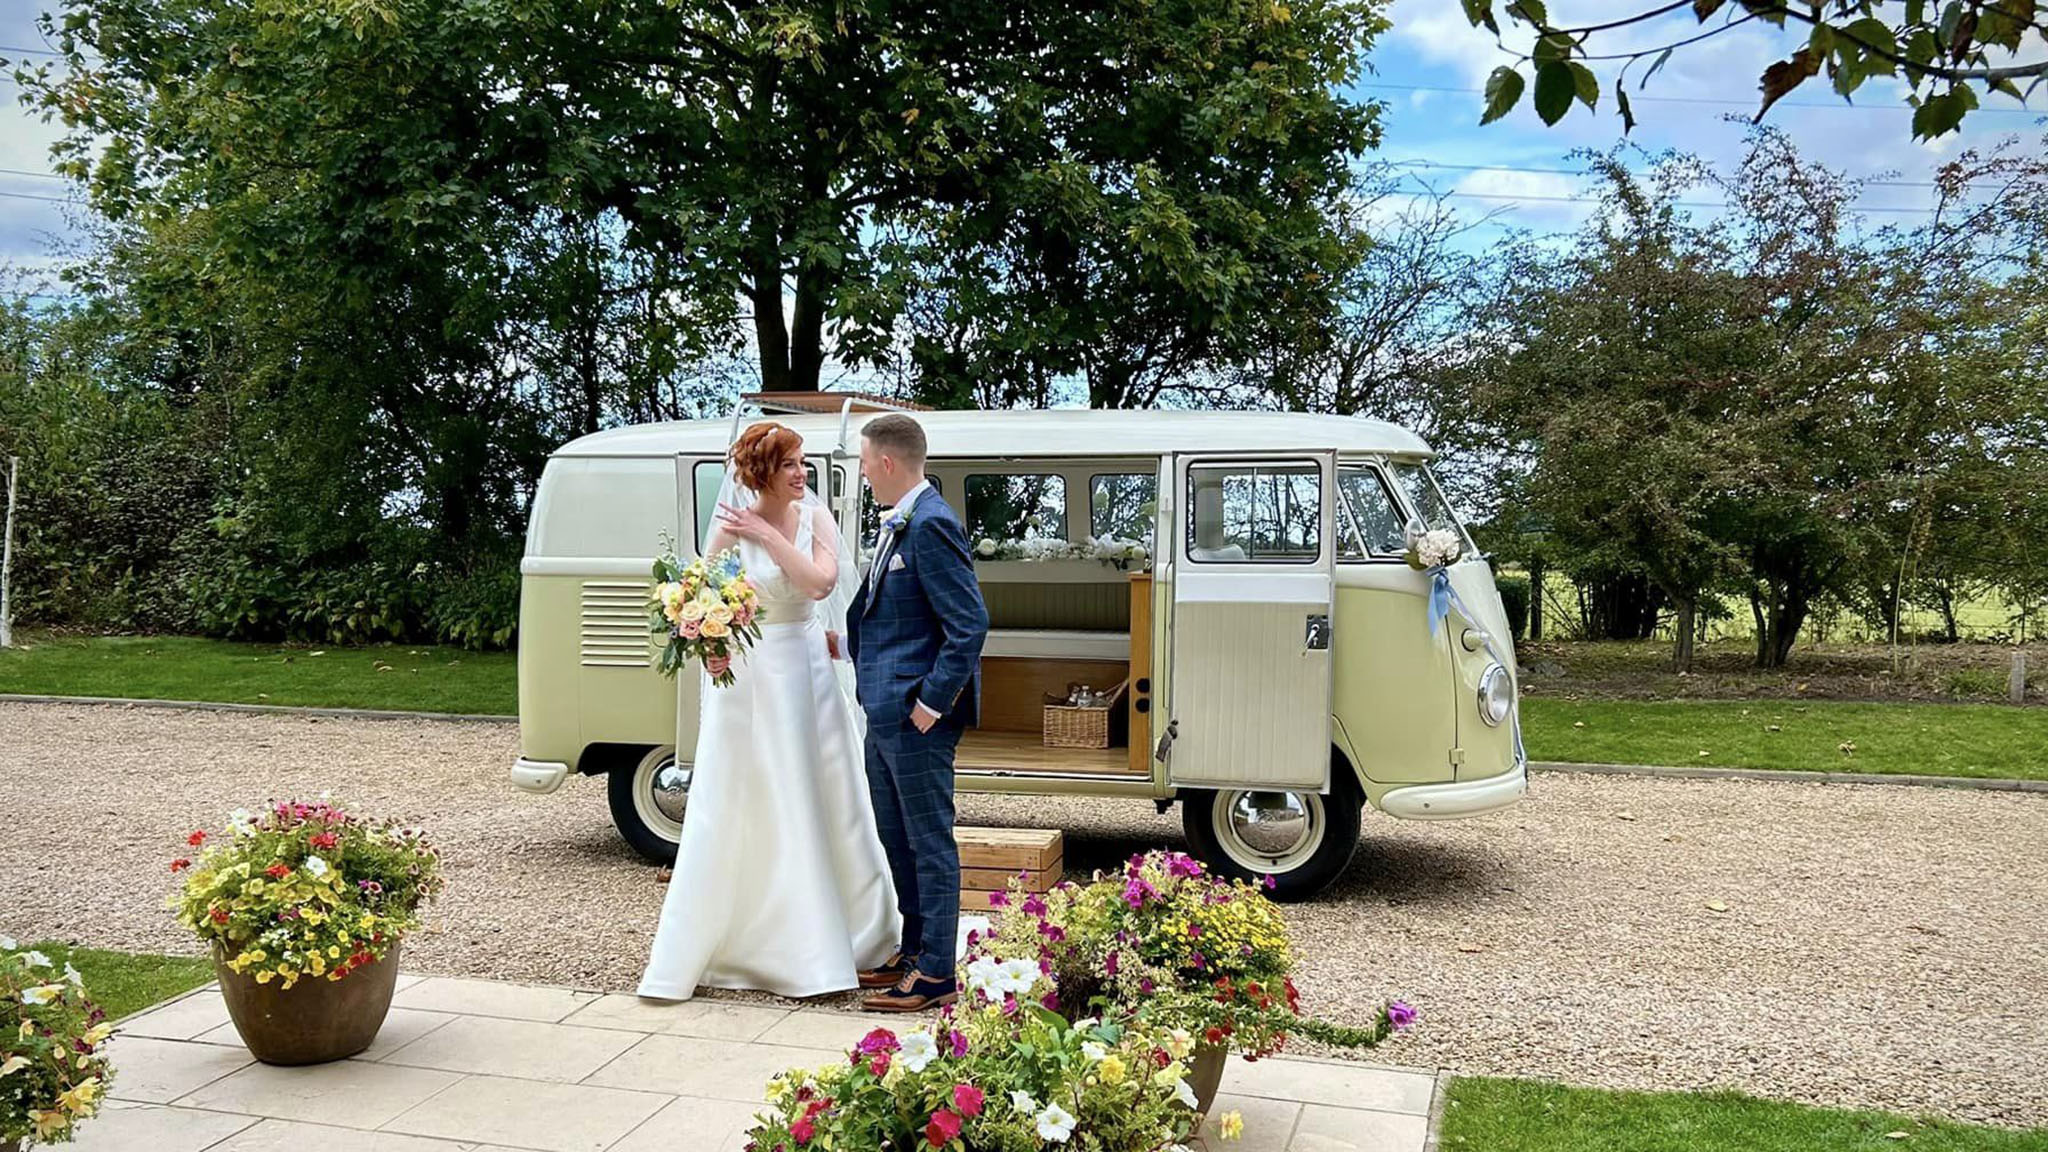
[
  {"xmin": 1180, "ymin": 768, "xmax": 1362, "ymax": 902},
  {"xmin": 605, "ymin": 746, "xmax": 690, "ymax": 864}
]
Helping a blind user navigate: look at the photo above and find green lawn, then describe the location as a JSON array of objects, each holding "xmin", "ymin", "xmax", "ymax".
[
  {"xmin": 1523, "ymin": 697, "xmax": 2048, "ymax": 781},
  {"xmin": 4, "ymin": 635, "xmax": 2043, "ymax": 780},
  {"xmin": 1441, "ymin": 1077, "xmax": 2047, "ymax": 1152},
  {"xmin": 21, "ymin": 941, "xmax": 214, "ymax": 1021},
  {"xmin": 0, "ymin": 634, "xmax": 517, "ymax": 715}
]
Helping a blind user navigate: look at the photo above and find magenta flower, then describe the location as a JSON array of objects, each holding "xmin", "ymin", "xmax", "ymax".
[
  {"xmin": 1262, "ymin": 874, "xmax": 1278, "ymax": 891},
  {"xmin": 1105, "ymin": 951, "xmax": 1119, "ymax": 978},
  {"xmin": 1166, "ymin": 853, "xmax": 1203, "ymax": 878},
  {"xmin": 948, "ymin": 1030, "xmax": 969, "ymax": 1058},
  {"xmin": 1021, "ymin": 893, "xmax": 1047, "ymax": 917},
  {"xmin": 952, "ymin": 1083, "xmax": 985, "ymax": 1118},
  {"xmin": 855, "ymin": 1028, "xmax": 900, "ymax": 1057},
  {"xmin": 1387, "ymin": 1001, "xmax": 1418, "ymax": 1030},
  {"xmin": 1122, "ymin": 876, "xmax": 1157, "ymax": 908},
  {"xmin": 988, "ymin": 891, "xmax": 1010, "ymax": 909}
]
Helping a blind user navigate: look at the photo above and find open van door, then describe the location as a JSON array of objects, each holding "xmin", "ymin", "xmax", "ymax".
[{"xmin": 1163, "ymin": 453, "xmax": 1336, "ymax": 791}]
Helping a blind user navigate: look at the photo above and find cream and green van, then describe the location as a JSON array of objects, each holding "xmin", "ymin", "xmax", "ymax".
[{"xmin": 511, "ymin": 401, "xmax": 1526, "ymax": 899}]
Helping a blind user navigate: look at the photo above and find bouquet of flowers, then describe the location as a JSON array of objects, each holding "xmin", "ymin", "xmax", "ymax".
[
  {"xmin": 2, "ymin": 939, "xmax": 114, "ymax": 1147},
  {"xmin": 1403, "ymin": 524, "xmax": 1462, "ymax": 572},
  {"xmin": 650, "ymin": 535, "xmax": 762, "ymax": 689},
  {"xmin": 747, "ymin": 963, "xmax": 1211, "ymax": 1152},
  {"xmin": 168, "ymin": 799, "xmax": 444, "ymax": 988},
  {"xmin": 971, "ymin": 850, "xmax": 1414, "ymax": 1060}
]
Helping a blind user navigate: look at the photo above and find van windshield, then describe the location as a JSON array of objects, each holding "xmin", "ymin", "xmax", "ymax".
[{"xmin": 1388, "ymin": 462, "xmax": 1471, "ymax": 547}]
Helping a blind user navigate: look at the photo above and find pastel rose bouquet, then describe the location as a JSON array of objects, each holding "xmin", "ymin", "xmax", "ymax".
[
  {"xmin": 2, "ymin": 940, "xmax": 114, "ymax": 1146},
  {"xmin": 746, "ymin": 964, "xmax": 1214, "ymax": 1152},
  {"xmin": 168, "ymin": 799, "xmax": 444, "ymax": 988},
  {"xmin": 650, "ymin": 536, "xmax": 762, "ymax": 689},
  {"xmin": 1403, "ymin": 526, "xmax": 1462, "ymax": 572},
  {"xmin": 971, "ymin": 850, "xmax": 1414, "ymax": 1060}
]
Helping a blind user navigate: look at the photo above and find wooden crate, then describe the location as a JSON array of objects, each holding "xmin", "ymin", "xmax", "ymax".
[{"xmin": 957, "ymin": 827, "xmax": 1062, "ymax": 912}]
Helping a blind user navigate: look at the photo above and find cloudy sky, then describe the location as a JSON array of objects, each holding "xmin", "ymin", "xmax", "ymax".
[{"xmin": 2, "ymin": 0, "xmax": 2041, "ymax": 287}]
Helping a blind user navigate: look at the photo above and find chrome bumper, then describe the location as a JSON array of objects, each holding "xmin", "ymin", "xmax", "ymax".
[
  {"xmin": 509, "ymin": 757, "xmax": 571, "ymax": 795},
  {"xmin": 1379, "ymin": 761, "xmax": 1528, "ymax": 820}
]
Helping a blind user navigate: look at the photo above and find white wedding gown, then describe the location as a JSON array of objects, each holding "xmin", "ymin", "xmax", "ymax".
[{"xmin": 637, "ymin": 511, "xmax": 901, "ymax": 1000}]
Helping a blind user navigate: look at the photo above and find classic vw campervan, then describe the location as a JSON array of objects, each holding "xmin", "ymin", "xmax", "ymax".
[{"xmin": 511, "ymin": 400, "xmax": 1525, "ymax": 899}]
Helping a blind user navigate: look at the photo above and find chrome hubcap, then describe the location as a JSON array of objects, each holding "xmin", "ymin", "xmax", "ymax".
[
  {"xmin": 1215, "ymin": 790, "xmax": 1324, "ymax": 873},
  {"xmin": 634, "ymin": 749, "xmax": 690, "ymax": 841}
]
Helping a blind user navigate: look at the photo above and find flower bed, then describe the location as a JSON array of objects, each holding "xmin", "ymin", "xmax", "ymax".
[{"xmin": 2, "ymin": 939, "xmax": 113, "ymax": 1147}]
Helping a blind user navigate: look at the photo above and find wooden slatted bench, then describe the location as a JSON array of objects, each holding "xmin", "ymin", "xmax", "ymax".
[{"xmin": 956, "ymin": 827, "xmax": 1063, "ymax": 912}]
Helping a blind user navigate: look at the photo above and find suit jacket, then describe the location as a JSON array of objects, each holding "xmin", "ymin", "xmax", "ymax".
[{"xmin": 846, "ymin": 487, "xmax": 990, "ymax": 730}]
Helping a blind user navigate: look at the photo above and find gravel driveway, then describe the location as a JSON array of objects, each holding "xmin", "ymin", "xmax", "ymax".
[{"xmin": 3, "ymin": 701, "xmax": 2043, "ymax": 1128}]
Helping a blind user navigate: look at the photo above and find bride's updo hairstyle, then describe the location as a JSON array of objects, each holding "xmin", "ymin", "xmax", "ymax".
[{"xmin": 730, "ymin": 421, "xmax": 804, "ymax": 493}]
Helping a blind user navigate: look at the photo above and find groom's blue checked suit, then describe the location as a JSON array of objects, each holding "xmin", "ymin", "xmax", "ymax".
[{"xmin": 845, "ymin": 483, "xmax": 989, "ymax": 982}]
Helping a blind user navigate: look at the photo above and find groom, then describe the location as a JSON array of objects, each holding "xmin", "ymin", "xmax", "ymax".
[{"xmin": 845, "ymin": 413, "xmax": 989, "ymax": 1013}]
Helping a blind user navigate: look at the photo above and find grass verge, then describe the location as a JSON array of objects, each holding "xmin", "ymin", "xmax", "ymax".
[
  {"xmin": 1440, "ymin": 1077, "xmax": 2047, "ymax": 1152},
  {"xmin": 21, "ymin": 941, "xmax": 214, "ymax": 1020}
]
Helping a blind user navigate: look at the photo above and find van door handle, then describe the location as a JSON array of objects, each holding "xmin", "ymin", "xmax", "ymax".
[
  {"xmin": 1305, "ymin": 614, "xmax": 1331, "ymax": 650},
  {"xmin": 1154, "ymin": 718, "xmax": 1178, "ymax": 762}
]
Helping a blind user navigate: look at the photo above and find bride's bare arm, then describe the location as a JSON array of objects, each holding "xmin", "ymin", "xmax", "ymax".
[{"xmin": 711, "ymin": 502, "xmax": 839, "ymax": 601}]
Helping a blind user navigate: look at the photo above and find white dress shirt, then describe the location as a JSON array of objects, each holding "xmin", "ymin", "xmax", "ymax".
[{"xmin": 871, "ymin": 481, "xmax": 942, "ymax": 725}]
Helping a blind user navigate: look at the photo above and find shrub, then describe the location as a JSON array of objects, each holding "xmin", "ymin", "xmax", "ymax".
[{"xmin": 1495, "ymin": 575, "xmax": 1530, "ymax": 642}]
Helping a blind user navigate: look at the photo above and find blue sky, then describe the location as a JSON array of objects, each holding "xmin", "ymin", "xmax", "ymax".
[{"xmin": 3, "ymin": 0, "xmax": 2042, "ymax": 284}]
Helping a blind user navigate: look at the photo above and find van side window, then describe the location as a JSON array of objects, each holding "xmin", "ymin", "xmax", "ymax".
[
  {"xmin": 1337, "ymin": 467, "xmax": 1407, "ymax": 560},
  {"xmin": 695, "ymin": 461, "xmax": 819, "ymax": 552},
  {"xmin": 1090, "ymin": 474, "xmax": 1156, "ymax": 544},
  {"xmin": 1186, "ymin": 463, "xmax": 1321, "ymax": 563},
  {"xmin": 966, "ymin": 474, "xmax": 1068, "ymax": 543},
  {"xmin": 858, "ymin": 475, "xmax": 945, "ymax": 561}
]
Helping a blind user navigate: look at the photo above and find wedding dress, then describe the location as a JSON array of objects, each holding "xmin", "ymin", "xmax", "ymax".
[{"xmin": 637, "ymin": 491, "xmax": 901, "ymax": 1000}]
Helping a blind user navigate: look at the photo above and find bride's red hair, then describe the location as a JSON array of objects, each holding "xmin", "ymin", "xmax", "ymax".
[{"xmin": 730, "ymin": 422, "xmax": 804, "ymax": 493}]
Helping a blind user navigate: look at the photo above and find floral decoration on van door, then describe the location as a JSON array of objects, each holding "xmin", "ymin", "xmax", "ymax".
[
  {"xmin": 649, "ymin": 533, "xmax": 763, "ymax": 688},
  {"xmin": 1402, "ymin": 527, "xmax": 1462, "ymax": 572}
]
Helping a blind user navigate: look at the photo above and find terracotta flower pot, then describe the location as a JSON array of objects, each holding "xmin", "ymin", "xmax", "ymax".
[
  {"xmin": 1187, "ymin": 1043, "xmax": 1228, "ymax": 1117},
  {"xmin": 213, "ymin": 941, "xmax": 401, "ymax": 1065}
]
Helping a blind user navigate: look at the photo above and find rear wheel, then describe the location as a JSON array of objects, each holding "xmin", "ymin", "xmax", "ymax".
[
  {"xmin": 1180, "ymin": 759, "xmax": 1362, "ymax": 902},
  {"xmin": 604, "ymin": 746, "xmax": 690, "ymax": 864}
]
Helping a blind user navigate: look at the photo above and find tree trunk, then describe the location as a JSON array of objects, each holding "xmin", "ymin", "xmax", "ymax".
[
  {"xmin": 1769, "ymin": 588, "xmax": 1809, "ymax": 668},
  {"xmin": 1527, "ymin": 556, "xmax": 1545, "ymax": 643},
  {"xmin": 1934, "ymin": 583, "xmax": 1960, "ymax": 643},
  {"xmin": 1672, "ymin": 596, "xmax": 1696, "ymax": 672},
  {"xmin": 1750, "ymin": 587, "xmax": 1769, "ymax": 669}
]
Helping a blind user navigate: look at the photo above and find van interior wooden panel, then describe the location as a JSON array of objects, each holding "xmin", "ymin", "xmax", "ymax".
[
  {"xmin": 956, "ymin": 730, "xmax": 1136, "ymax": 775},
  {"xmin": 977, "ymin": 656, "xmax": 1130, "ymax": 734},
  {"xmin": 1126, "ymin": 573, "xmax": 1153, "ymax": 774},
  {"xmin": 979, "ymin": 581, "xmax": 1130, "ymax": 631}
]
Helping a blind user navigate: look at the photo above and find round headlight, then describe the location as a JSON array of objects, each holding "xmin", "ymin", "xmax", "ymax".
[{"xmin": 1477, "ymin": 663, "xmax": 1513, "ymax": 727}]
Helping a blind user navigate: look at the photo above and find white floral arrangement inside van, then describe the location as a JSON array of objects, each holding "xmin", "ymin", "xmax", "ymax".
[{"xmin": 973, "ymin": 535, "xmax": 1152, "ymax": 570}]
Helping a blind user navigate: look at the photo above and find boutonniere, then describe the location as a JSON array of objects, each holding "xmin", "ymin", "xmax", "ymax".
[{"xmin": 883, "ymin": 509, "xmax": 910, "ymax": 533}]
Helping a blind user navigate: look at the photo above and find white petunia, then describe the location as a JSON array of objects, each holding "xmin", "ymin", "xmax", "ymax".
[
  {"xmin": 1035, "ymin": 1103, "xmax": 1077, "ymax": 1143},
  {"xmin": 899, "ymin": 1030, "xmax": 938, "ymax": 1073},
  {"xmin": 63, "ymin": 963, "xmax": 83, "ymax": 987},
  {"xmin": 21, "ymin": 951, "xmax": 51, "ymax": 969},
  {"xmin": 1171, "ymin": 1076, "xmax": 1200, "ymax": 1110},
  {"xmin": 1080, "ymin": 1040, "xmax": 1108, "ymax": 1063},
  {"xmin": 1009, "ymin": 1090, "xmax": 1038, "ymax": 1115},
  {"xmin": 21, "ymin": 984, "xmax": 64, "ymax": 1006},
  {"xmin": 229, "ymin": 809, "xmax": 257, "ymax": 837},
  {"xmin": 994, "ymin": 958, "xmax": 1040, "ymax": 996},
  {"xmin": 0, "ymin": 935, "xmax": 16, "ymax": 951},
  {"xmin": 304, "ymin": 857, "xmax": 331, "ymax": 879},
  {"xmin": 965, "ymin": 956, "xmax": 1005, "ymax": 1003}
]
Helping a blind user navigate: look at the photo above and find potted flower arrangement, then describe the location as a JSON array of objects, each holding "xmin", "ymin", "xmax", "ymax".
[
  {"xmin": 168, "ymin": 799, "xmax": 444, "ymax": 1065},
  {"xmin": 2, "ymin": 938, "xmax": 114, "ymax": 1152},
  {"xmin": 970, "ymin": 850, "xmax": 1414, "ymax": 1114},
  {"xmin": 746, "ymin": 962, "xmax": 1214, "ymax": 1152}
]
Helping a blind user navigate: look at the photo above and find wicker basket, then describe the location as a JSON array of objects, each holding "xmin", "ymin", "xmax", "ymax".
[{"xmin": 1043, "ymin": 679, "xmax": 1129, "ymax": 749}]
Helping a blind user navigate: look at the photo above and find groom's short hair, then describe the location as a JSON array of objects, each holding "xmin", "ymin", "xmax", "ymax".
[{"xmin": 863, "ymin": 413, "xmax": 927, "ymax": 467}]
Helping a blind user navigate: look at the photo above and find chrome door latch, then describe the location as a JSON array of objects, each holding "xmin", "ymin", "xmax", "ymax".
[
  {"xmin": 1305, "ymin": 614, "xmax": 1331, "ymax": 650},
  {"xmin": 1154, "ymin": 718, "xmax": 1178, "ymax": 762}
]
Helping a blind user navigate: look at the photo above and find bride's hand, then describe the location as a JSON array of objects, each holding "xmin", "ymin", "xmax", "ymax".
[
  {"xmin": 714, "ymin": 503, "xmax": 774, "ymax": 544},
  {"xmin": 706, "ymin": 655, "xmax": 731, "ymax": 677}
]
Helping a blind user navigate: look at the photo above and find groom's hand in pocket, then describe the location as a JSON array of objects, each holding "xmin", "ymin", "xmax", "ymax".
[{"xmin": 911, "ymin": 702, "xmax": 940, "ymax": 733}]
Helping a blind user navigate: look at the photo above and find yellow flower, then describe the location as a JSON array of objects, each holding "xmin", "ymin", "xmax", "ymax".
[
  {"xmin": 59, "ymin": 1076, "xmax": 101, "ymax": 1112},
  {"xmin": 31, "ymin": 1109, "xmax": 69, "ymax": 1139},
  {"xmin": 1098, "ymin": 1054, "xmax": 1126, "ymax": 1084},
  {"xmin": 360, "ymin": 914, "xmax": 377, "ymax": 931},
  {"xmin": 705, "ymin": 602, "xmax": 734, "ymax": 625},
  {"xmin": 254, "ymin": 970, "xmax": 274, "ymax": 985},
  {"xmin": 83, "ymin": 1023, "xmax": 114, "ymax": 1045},
  {"xmin": 327, "ymin": 946, "xmax": 341, "ymax": 958},
  {"xmin": 19, "ymin": 1020, "xmax": 34, "ymax": 1041},
  {"xmin": 0, "ymin": 1055, "xmax": 30, "ymax": 1078},
  {"xmin": 1219, "ymin": 1110, "xmax": 1244, "ymax": 1141},
  {"xmin": 1164, "ymin": 1028, "xmax": 1194, "ymax": 1060},
  {"xmin": 701, "ymin": 617, "xmax": 730, "ymax": 639}
]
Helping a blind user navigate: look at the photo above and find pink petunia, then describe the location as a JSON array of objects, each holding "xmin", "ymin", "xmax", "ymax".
[
  {"xmin": 952, "ymin": 1083, "xmax": 985, "ymax": 1118},
  {"xmin": 925, "ymin": 1109, "xmax": 962, "ymax": 1147}
]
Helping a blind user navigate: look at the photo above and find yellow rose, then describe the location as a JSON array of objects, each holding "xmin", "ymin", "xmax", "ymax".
[
  {"xmin": 705, "ymin": 603, "xmax": 734, "ymax": 625},
  {"xmin": 701, "ymin": 618, "xmax": 730, "ymax": 639}
]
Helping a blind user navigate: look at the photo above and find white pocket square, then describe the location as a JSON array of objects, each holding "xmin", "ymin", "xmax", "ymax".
[{"xmin": 887, "ymin": 554, "xmax": 907, "ymax": 571}]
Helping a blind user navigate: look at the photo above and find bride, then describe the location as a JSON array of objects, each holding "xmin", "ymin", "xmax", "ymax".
[{"xmin": 637, "ymin": 422, "xmax": 900, "ymax": 1000}]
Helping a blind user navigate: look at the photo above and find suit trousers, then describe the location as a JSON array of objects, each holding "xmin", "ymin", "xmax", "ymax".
[{"xmin": 862, "ymin": 715, "xmax": 962, "ymax": 980}]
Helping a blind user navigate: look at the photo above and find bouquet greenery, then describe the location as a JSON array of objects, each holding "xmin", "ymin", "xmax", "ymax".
[
  {"xmin": 973, "ymin": 850, "xmax": 1414, "ymax": 1059},
  {"xmin": 168, "ymin": 799, "xmax": 444, "ymax": 988},
  {"xmin": 1, "ymin": 940, "xmax": 113, "ymax": 1146}
]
